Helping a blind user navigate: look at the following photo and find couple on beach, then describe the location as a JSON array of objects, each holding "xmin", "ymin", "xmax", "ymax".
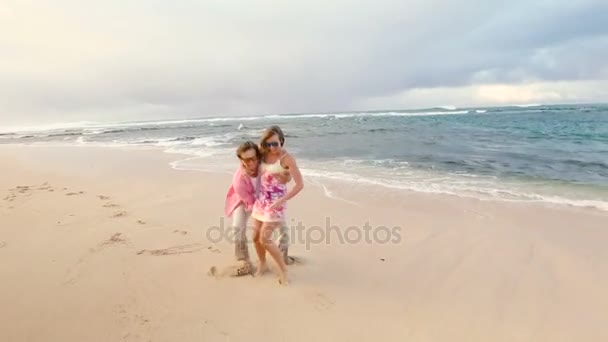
[{"xmin": 224, "ymin": 125, "xmax": 304, "ymax": 285}]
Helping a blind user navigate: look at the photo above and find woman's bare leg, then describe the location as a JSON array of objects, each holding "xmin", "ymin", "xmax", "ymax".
[
  {"xmin": 252, "ymin": 219, "xmax": 268, "ymax": 276},
  {"xmin": 260, "ymin": 222, "xmax": 289, "ymax": 285}
]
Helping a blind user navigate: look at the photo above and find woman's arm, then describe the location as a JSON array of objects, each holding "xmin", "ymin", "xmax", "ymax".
[
  {"xmin": 273, "ymin": 153, "xmax": 303, "ymax": 206},
  {"xmin": 276, "ymin": 170, "xmax": 292, "ymax": 184}
]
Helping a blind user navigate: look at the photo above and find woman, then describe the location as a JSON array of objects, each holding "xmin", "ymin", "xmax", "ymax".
[{"xmin": 251, "ymin": 125, "xmax": 304, "ymax": 285}]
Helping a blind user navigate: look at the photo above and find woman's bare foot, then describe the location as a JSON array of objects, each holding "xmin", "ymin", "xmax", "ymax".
[
  {"xmin": 278, "ymin": 271, "xmax": 289, "ymax": 286},
  {"xmin": 254, "ymin": 263, "xmax": 268, "ymax": 277}
]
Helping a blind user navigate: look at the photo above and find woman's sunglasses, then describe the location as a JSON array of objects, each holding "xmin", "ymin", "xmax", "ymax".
[{"xmin": 265, "ymin": 142, "xmax": 280, "ymax": 148}]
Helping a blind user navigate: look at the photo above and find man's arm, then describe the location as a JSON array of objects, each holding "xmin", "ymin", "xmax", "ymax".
[{"xmin": 232, "ymin": 169, "xmax": 254, "ymax": 206}]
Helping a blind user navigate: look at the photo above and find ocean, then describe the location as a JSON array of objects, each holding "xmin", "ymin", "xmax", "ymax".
[{"xmin": 2, "ymin": 104, "xmax": 607, "ymax": 211}]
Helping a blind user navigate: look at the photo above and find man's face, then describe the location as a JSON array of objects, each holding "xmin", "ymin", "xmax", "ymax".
[{"xmin": 239, "ymin": 148, "xmax": 259, "ymax": 174}]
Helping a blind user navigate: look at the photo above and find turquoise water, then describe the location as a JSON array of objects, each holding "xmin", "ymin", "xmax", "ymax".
[{"xmin": 2, "ymin": 104, "xmax": 607, "ymax": 210}]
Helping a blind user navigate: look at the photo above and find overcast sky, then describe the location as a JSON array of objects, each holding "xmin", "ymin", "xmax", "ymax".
[{"xmin": 1, "ymin": 0, "xmax": 607, "ymax": 128}]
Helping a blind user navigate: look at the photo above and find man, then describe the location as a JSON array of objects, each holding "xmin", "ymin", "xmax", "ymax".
[{"xmin": 224, "ymin": 141, "xmax": 292, "ymax": 276}]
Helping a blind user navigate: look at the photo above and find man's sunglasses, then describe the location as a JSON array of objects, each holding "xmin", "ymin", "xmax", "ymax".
[
  {"xmin": 239, "ymin": 156, "xmax": 257, "ymax": 163},
  {"xmin": 265, "ymin": 142, "xmax": 280, "ymax": 147}
]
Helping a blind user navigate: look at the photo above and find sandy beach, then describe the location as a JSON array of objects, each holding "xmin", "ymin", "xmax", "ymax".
[{"xmin": 1, "ymin": 144, "xmax": 607, "ymax": 342}]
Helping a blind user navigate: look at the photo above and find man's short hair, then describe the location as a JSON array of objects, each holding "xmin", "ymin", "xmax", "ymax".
[{"xmin": 236, "ymin": 140, "xmax": 261, "ymax": 160}]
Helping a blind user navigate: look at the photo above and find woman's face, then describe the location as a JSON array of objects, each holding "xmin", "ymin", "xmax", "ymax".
[{"xmin": 264, "ymin": 133, "xmax": 282, "ymax": 155}]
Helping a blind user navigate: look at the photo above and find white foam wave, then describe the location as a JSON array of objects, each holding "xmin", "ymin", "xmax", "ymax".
[
  {"xmin": 169, "ymin": 156, "xmax": 205, "ymax": 171},
  {"xmin": 155, "ymin": 138, "xmax": 185, "ymax": 147},
  {"xmin": 476, "ymin": 110, "xmax": 487, "ymax": 113},
  {"xmin": 164, "ymin": 144, "xmax": 233, "ymax": 157},
  {"xmin": 191, "ymin": 137, "xmax": 227, "ymax": 147},
  {"xmin": 117, "ymin": 132, "xmax": 234, "ymax": 149},
  {"xmin": 168, "ymin": 154, "xmax": 235, "ymax": 173},
  {"xmin": 370, "ymin": 110, "xmax": 469, "ymax": 117},
  {"xmin": 301, "ymin": 167, "xmax": 608, "ymax": 212},
  {"xmin": 514, "ymin": 104, "xmax": 542, "ymax": 108},
  {"xmin": 83, "ymin": 128, "xmax": 105, "ymax": 135},
  {"xmin": 307, "ymin": 178, "xmax": 361, "ymax": 206},
  {"xmin": 0, "ymin": 121, "xmax": 104, "ymax": 134},
  {"xmin": 343, "ymin": 158, "xmax": 411, "ymax": 170},
  {"xmin": 1, "ymin": 109, "xmax": 476, "ymax": 135}
]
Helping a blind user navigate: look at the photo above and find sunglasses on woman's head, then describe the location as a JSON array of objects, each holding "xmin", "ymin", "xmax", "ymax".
[{"xmin": 265, "ymin": 142, "xmax": 280, "ymax": 147}]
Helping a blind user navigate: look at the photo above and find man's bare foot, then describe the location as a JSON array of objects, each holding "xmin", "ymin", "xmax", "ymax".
[
  {"xmin": 234, "ymin": 261, "xmax": 252, "ymax": 277},
  {"xmin": 254, "ymin": 263, "xmax": 268, "ymax": 277}
]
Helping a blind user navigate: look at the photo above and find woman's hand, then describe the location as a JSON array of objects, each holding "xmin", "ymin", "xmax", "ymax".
[{"xmin": 270, "ymin": 197, "xmax": 286, "ymax": 210}]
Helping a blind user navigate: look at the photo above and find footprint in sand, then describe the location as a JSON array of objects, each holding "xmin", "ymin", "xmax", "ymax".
[
  {"xmin": 55, "ymin": 213, "xmax": 79, "ymax": 227},
  {"xmin": 64, "ymin": 233, "xmax": 128, "ymax": 285},
  {"xmin": 135, "ymin": 314, "xmax": 149, "ymax": 326},
  {"xmin": 97, "ymin": 195, "xmax": 110, "ymax": 200},
  {"xmin": 14, "ymin": 185, "xmax": 30, "ymax": 194},
  {"xmin": 207, "ymin": 246, "xmax": 221, "ymax": 253},
  {"xmin": 103, "ymin": 203, "xmax": 120, "ymax": 208},
  {"xmin": 207, "ymin": 266, "xmax": 219, "ymax": 277},
  {"xmin": 136, "ymin": 220, "xmax": 146, "ymax": 225},
  {"xmin": 0, "ymin": 242, "xmax": 6, "ymax": 248},
  {"xmin": 173, "ymin": 229, "xmax": 188, "ymax": 235},
  {"xmin": 116, "ymin": 305, "xmax": 149, "ymax": 326},
  {"xmin": 312, "ymin": 292, "xmax": 335, "ymax": 312},
  {"xmin": 38, "ymin": 183, "xmax": 53, "ymax": 191},
  {"xmin": 4, "ymin": 183, "xmax": 59, "ymax": 201},
  {"xmin": 3, "ymin": 185, "xmax": 35, "ymax": 202},
  {"xmin": 101, "ymin": 233, "xmax": 127, "ymax": 246},
  {"xmin": 116, "ymin": 306, "xmax": 152, "ymax": 341},
  {"xmin": 137, "ymin": 243, "xmax": 205, "ymax": 256},
  {"xmin": 3, "ymin": 193, "xmax": 16, "ymax": 202},
  {"xmin": 202, "ymin": 319, "xmax": 230, "ymax": 339},
  {"xmin": 112, "ymin": 210, "xmax": 128, "ymax": 218},
  {"xmin": 66, "ymin": 191, "xmax": 85, "ymax": 196},
  {"xmin": 4, "ymin": 186, "xmax": 30, "ymax": 199}
]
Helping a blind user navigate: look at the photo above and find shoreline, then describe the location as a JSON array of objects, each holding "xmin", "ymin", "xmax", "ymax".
[{"xmin": 5, "ymin": 142, "xmax": 607, "ymax": 213}]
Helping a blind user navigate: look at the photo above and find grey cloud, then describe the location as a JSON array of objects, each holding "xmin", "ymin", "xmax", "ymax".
[{"xmin": 1, "ymin": 0, "xmax": 607, "ymax": 127}]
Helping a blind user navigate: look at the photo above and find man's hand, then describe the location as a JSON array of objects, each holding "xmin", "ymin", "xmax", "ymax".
[{"xmin": 276, "ymin": 170, "xmax": 291, "ymax": 184}]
